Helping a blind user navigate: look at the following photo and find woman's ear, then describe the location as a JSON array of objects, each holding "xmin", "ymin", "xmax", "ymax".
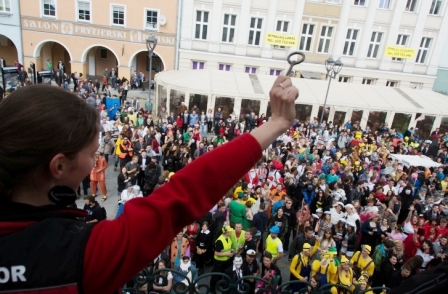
[{"xmin": 48, "ymin": 153, "xmax": 70, "ymax": 179}]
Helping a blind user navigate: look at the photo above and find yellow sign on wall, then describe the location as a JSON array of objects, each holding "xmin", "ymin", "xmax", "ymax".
[
  {"xmin": 384, "ymin": 46, "xmax": 416, "ymax": 59},
  {"xmin": 265, "ymin": 33, "xmax": 298, "ymax": 47}
]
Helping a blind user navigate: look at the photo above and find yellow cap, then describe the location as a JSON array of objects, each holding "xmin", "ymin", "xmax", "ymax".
[
  {"xmin": 303, "ymin": 243, "xmax": 311, "ymax": 250},
  {"xmin": 362, "ymin": 244, "xmax": 371, "ymax": 253},
  {"xmin": 222, "ymin": 225, "xmax": 233, "ymax": 233},
  {"xmin": 340, "ymin": 255, "xmax": 349, "ymax": 264}
]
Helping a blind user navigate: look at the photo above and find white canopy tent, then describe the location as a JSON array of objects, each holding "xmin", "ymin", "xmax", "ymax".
[
  {"xmin": 388, "ymin": 154, "xmax": 442, "ymax": 168},
  {"xmin": 155, "ymin": 70, "xmax": 448, "ymax": 116}
]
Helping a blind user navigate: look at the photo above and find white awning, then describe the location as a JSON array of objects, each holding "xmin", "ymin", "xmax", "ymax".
[
  {"xmin": 299, "ymin": 71, "xmax": 323, "ymax": 79},
  {"xmin": 155, "ymin": 70, "xmax": 448, "ymax": 116},
  {"xmin": 388, "ymin": 154, "xmax": 441, "ymax": 168}
]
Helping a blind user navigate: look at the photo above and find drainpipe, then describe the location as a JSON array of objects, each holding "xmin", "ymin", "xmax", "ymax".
[
  {"xmin": 18, "ymin": 0, "xmax": 24, "ymax": 64},
  {"xmin": 174, "ymin": 0, "xmax": 183, "ymax": 70}
]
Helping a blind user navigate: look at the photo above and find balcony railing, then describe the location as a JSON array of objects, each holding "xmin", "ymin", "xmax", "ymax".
[{"xmin": 121, "ymin": 268, "xmax": 390, "ymax": 294}]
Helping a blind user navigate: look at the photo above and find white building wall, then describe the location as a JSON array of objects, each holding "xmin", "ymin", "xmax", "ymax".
[
  {"xmin": 0, "ymin": 0, "xmax": 23, "ymax": 63},
  {"xmin": 179, "ymin": 0, "xmax": 448, "ymax": 89}
]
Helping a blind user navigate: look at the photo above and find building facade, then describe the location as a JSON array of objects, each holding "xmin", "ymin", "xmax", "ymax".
[
  {"xmin": 19, "ymin": 0, "xmax": 178, "ymax": 80},
  {"xmin": 0, "ymin": 0, "xmax": 23, "ymax": 65},
  {"xmin": 433, "ymin": 31, "xmax": 448, "ymax": 95},
  {"xmin": 178, "ymin": 0, "xmax": 448, "ymax": 90}
]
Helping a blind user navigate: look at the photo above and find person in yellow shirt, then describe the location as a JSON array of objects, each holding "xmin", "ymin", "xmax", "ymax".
[
  {"xmin": 265, "ymin": 225, "xmax": 283, "ymax": 264},
  {"xmin": 353, "ymin": 277, "xmax": 373, "ymax": 294},
  {"xmin": 114, "ymin": 134, "xmax": 123, "ymax": 171},
  {"xmin": 230, "ymin": 223, "xmax": 246, "ymax": 252},
  {"xmin": 332, "ymin": 255, "xmax": 354, "ymax": 294},
  {"xmin": 350, "ymin": 244, "xmax": 374, "ymax": 278},
  {"xmin": 210, "ymin": 225, "xmax": 235, "ymax": 290},
  {"xmin": 311, "ymin": 250, "xmax": 337, "ymax": 287},
  {"xmin": 289, "ymin": 235, "xmax": 321, "ymax": 292}
]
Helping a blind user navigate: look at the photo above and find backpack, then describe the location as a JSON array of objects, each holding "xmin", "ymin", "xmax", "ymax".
[{"xmin": 99, "ymin": 206, "xmax": 107, "ymax": 221}]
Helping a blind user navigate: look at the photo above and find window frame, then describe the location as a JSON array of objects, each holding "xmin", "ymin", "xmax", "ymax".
[
  {"xmin": 144, "ymin": 8, "xmax": 160, "ymax": 31},
  {"xmin": 110, "ymin": 4, "xmax": 126, "ymax": 27},
  {"xmin": 221, "ymin": 13, "xmax": 237, "ymax": 44},
  {"xmin": 415, "ymin": 37, "xmax": 432, "ymax": 64},
  {"xmin": 218, "ymin": 64, "xmax": 232, "ymax": 71},
  {"xmin": 41, "ymin": 0, "xmax": 56, "ymax": 18},
  {"xmin": 429, "ymin": 0, "xmax": 443, "ymax": 15},
  {"xmin": 248, "ymin": 16, "xmax": 264, "ymax": 46},
  {"xmin": 192, "ymin": 61, "xmax": 206, "ymax": 70},
  {"xmin": 0, "ymin": 0, "xmax": 11, "ymax": 13},
  {"xmin": 273, "ymin": 19, "xmax": 290, "ymax": 49},
  {"xmin": 194, "ymin": 10, "xmax": 210, "ymax": 41},
  {"xmin": 378, "ymin": 0, "xmax": 391, "ymax": 9},
  {"xmin": 386, "ymin": 80, "xmax": 399, "ymax": 87},
  {"xmin": 317, "ymin": 25, "xmax": 334, "ymax": 54},
  {"xmin": 99, "ymin": 48, "xmax": 108, "ymax": 60},
  {"xmin": 245, "ymin": 66, "xmax": 257, "ymax": 74},
  {"xmin": 353, "ymin": 0, "xmax": 366, "ymax": 7},
  {"xmin": 342, "ymin": 28, "xmax": 360, "ymax": 57},
  {"xmin": 367, "ymin": 31, "xmax": 384, "ymax": 59},
  {"xmin": 326, "ymin": 0, "xmax": 340, "ymax": 3},
  {"xmin": 362, "ymin": 78, "xmax": 375, "ymax": 85},
  {"xmin": 269, "ymin": 69, "xmax": 282, "ymax": 76},
  {"xmin": 76, "ymin": 0, "xmax": 91, "ymax": 23},
  {"xmin": 299, "ymin": 23, "xmax": 315, "ymax": 52},
  {"xmin": 405, "ymin": 0, "xmax": 418, "ymax": 12},
  {"xmin": 392, "ymin": 34, "xmax": 410, "ymax": 62},
  {"xmin": 338, "ymin": 76, "xmax": 351, "ymax": 83},
  {"xmin": 410, "ymin": 82, "xmax": 423, "ymax": 89}
]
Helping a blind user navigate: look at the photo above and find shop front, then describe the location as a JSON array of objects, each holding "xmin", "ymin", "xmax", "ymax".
[{"xmin": 21, "ymin": 17, "xmax": 175, "ymax": 81}]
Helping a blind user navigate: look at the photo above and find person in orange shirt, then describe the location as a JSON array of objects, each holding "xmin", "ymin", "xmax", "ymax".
[
  {"xmin": 268, "ymin": 183, "xmax": 286, "ymax": 218},
  {"xmin": 170, "ymin": 231, "xmax": 190, "ymax": 269},
  {"xmin": 90, "ymin": 151, "xmax": 108, "ymax": 201}
]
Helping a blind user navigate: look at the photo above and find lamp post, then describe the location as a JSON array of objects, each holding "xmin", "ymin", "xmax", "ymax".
[
  {"xmin": 146, "ymin": 34, "xmax": 157, "ymax": 106},
  {"xmin": 318, "ymin": 57, "xmax": 343, "ymax": 130}
]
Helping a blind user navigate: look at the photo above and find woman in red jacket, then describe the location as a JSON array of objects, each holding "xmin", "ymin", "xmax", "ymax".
[{"xmin": 0, "ymin": 75, "xmax": 298, "ymax": 294}]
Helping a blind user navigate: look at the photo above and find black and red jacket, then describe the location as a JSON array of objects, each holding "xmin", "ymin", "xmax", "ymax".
[{"xmin": 0, "ymin": 134, "xmax": 262, "ymax": 293}]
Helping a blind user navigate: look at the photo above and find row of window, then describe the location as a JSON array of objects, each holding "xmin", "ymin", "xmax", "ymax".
[
  {"xmin": 1, "ymin": 0, "xmax": 161, "ymax": 31},
  {"xmin": 196, "ymin": 13, "xmax": 433, "ymax": 64},
  {"xmin": 315, "ymin": 0, "xmax": 442, "ymax": 15},
  {"xmin": 191, "ymin": 61, "xmax": 423, "ymax": 89},
  {"xmin": 192, "ymin": 60, "xmax": 423, "ymax": 89}
]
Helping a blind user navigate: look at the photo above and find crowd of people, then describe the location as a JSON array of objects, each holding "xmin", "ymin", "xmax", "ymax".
[
  {"xmin": 89, "ymin": 89, "xmax": 448, "ymax": 294},
  {"xmin": 3, "ymin": 70, "xmax": 448, "ymax": 294}
]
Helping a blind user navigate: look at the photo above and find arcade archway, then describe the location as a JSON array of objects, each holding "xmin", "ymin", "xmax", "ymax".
[
  {"xmin": 34, "ymin": 40, "xmax": 72, "ymax": 73},
  {"xmin": 0, "ymin": 35, "xmax": 18, "ymax": 66},
  {"xmin": 81, "ymin": 45, "xmax": 119, "ymax": 78},
  {"xmin": 129, "ymin": 50, "xmax": 165, "ymax": 80}
]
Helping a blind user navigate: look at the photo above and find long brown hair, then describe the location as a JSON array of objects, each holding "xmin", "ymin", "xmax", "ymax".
[{"xmin": 0, "ymin": 85, "xmax": 99, "ymax": 199}]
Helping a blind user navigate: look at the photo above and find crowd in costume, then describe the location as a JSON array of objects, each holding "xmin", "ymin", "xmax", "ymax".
[{"xmin": 95, "ymin": 91, "xmax": 448, "ymax": 293}]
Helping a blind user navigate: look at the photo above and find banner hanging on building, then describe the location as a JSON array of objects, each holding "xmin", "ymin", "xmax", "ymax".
[
  {"xmin": 265, "ymin": 33, "xmax": 298, "ymax": 47},
  {"xmin": 384, "ymin": 46, "xmax": 416, "ymax": 59}
]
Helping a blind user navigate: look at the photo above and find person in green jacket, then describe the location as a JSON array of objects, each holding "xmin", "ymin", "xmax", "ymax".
[
  {"xmin": 229, "ymin": 192, "xmax": 246, "ymax": 227},
  {"xmin": 183, "ymin": 130, "xmax": 191, "ymax": 145}
]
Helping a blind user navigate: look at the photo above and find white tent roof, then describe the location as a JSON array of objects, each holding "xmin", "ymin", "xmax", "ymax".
[
  {"xmin": 389, "ymin": 154, "xmax": 441, "ymax": 168},
  {"xmin": 155, "ymin": 70, "xmax": 448, "ymax": 116}
]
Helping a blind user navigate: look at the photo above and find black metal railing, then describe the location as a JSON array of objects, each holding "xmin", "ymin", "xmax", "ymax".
[{"xmin": 121, "ymin": 268, "xmax": 390, "ymax": 294}]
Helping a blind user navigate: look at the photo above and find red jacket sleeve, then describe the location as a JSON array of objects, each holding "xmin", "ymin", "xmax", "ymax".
[{"xmin": 83, "ymin": 133, "xmax": 262, "ymax": 293}]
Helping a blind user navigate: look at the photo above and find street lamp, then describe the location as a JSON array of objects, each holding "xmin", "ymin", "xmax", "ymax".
[
  {"xmin": 318, "ymin": 57, "xmax": 343, "ymax": 130},
  {"xmin": 146, "ymin": 34, "xmax": 157, "ymax": 107}
]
